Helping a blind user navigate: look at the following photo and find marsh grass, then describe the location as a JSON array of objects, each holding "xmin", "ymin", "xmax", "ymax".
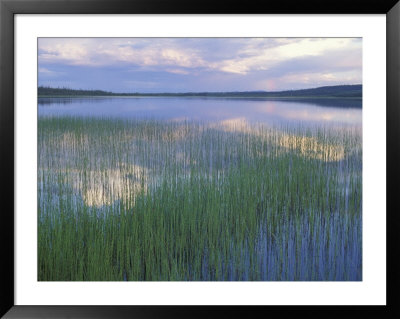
[{"xmin": 38, "ymin": 116, "xmax": 362, "ymax": 281}]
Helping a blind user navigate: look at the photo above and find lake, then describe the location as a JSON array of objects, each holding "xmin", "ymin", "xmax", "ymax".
[
  {"xmin": 38, "ymin": 96, "xmax": 362, "ymax": 281},
  {"xmin": 38, "ymin": 97, "xmax": 362, "ymax": 128}
]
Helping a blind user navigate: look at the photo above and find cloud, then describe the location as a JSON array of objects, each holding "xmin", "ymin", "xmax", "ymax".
[
  {"xmin": 38, "ymin": 67, "xmax": 61, "ymax": 76},
  {"xmin": 38, "ymin": 38, "xmax": 362, "ymax": 92},
  {"xmin": 39, "ymin": 38, "xmax": 209, "ymax": 70},
  {"xmin": 39, "ymin": 39, "xmax": 92, "ymax": 65},
  {"xmin": 40, "ymin": 38, "xmax": 361, "ymax": 73},
  {"xmin": 214, "ymin": 38, "xmax": 361, "ymax": 75},
  {"xmin": 165, "ymin": 68, "xmax": 190, "ymax": 75},
  {"xmin": 280, "ymin": 70, "xmax": 360, "ymax": 84}
]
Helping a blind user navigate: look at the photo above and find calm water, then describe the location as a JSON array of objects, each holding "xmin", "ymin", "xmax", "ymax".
[
  {"xmin": 38, "ymin": 97, "xmax": 362, "ymax": 128},
  {"xmin": 38, "ymin": 97, "xmax": 362, "ymax": 280}
]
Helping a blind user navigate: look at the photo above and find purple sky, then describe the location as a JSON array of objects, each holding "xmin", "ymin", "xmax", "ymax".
[{"xmin": 38, "ymin": 38, "xmax": 362, "ymax": 93}]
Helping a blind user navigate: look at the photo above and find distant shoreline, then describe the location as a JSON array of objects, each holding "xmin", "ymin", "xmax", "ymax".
[{"xmin": 38, "ymin": 84, "xmax": 363, "ymax": 100}]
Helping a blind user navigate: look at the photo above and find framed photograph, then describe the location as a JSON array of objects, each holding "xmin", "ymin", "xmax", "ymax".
[{"xmin": 1, "ymin": 0, "xmax": 399, "ymax": 318}]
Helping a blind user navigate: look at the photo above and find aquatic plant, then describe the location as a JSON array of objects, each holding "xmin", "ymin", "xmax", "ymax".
[{"xmin": 38, "ymin": 116, "xmax": 362, "ymax": 281}]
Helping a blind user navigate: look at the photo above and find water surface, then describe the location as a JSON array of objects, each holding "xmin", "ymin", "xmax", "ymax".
[{"xmin": 38, "ymin": 97, "xmax": 362, "ymax": 128}]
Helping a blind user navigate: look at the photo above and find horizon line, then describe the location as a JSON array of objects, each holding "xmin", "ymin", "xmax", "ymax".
[{"xmin": 38, "ymin": 83, "xmax": 362, "ymax": 95}]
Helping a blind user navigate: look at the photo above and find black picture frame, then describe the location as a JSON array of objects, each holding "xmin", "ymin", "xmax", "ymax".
[{"xmin": 1, "ymin": 0, "xmax": 399, "ymax": 318}]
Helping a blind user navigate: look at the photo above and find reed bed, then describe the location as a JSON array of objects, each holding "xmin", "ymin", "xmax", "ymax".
[{"xmin": 38, "ymin": 116, "xmax": 362, "ymax": 281}]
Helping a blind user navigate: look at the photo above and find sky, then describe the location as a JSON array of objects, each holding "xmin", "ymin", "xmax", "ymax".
[{"xmin": 38, "ymin": 38, "xmax": 362, "ymax": 93}]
